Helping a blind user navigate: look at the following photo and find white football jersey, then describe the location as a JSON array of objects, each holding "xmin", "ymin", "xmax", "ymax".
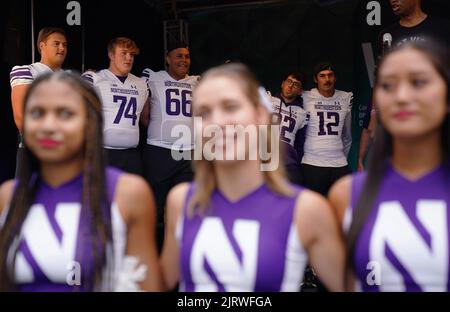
[
  {"xmin": 302, "ymin": 88, "xmax": 353, "ymax": 167},
  {"xmin": 10, "ymin": 62, "xmax": 56, "ymax": 88},
  {"xmin": 83, "ymin": 69, "xmax": 149, "ymax": 149},
  {"xmin": 270, "ymin": 96, "xmax": 308, "ymax": 147},
  {"xmin": 141, "ymin": 69, "xmax": 200, "ymax": 150}
]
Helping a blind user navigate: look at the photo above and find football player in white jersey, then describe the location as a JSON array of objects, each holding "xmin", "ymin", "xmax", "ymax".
[
  {"xmin": 9, "ymin": 27, "xmax": 68, "ymax": 177},
  {"xmin": 141, "ymin": 41, "xmax": 200, "ymax": 250},
  {"xmin": 301, "ymin": 62, "xmax": 353, "ymax": 196},
  {"xmin": 270, "ymin": 72, "xmax": 308, "ymax": 185},
  {"xmin": 10, "ymin": 27, "xmax": 68, "ymax": 133},
  {"xmin": 82, "ymin": 37, "xmax": 148, "ymax": 175}
]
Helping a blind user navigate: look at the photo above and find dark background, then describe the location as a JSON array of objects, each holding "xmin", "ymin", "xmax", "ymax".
[{"xmin": 1, "ymin": 0, "xmax": 450, "ymax": 183}]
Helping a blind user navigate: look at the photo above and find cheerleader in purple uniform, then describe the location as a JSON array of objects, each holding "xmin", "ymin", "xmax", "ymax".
[
  {"xmin": 0, "ymin": 72, "xmax": 162, "ymax": 291},
  {"xmin": 160, "ymin": 63, "xmax": 345, "ymax": 292},
  {"xmin": 329, "ymin": 40, "xmax": 450, "ymax": 291}
]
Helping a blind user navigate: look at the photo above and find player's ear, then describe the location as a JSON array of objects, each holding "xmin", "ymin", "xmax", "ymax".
[
  {"xmin": 165, "ymin": 55, "xmax": 171, "ymax": 67},
  {"xmin": 108, "ymin": 50, "xmax": 114, "ymax": 61},
  {"xmin": 313, "ymin": 75, "xmax": 318, "ymax": 84},
  {"xmin": 39, "ymin": 41, "xmax": 46, "ymax": 54}
]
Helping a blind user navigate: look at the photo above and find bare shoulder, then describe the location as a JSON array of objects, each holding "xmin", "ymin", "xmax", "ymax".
[
  {"xmin": 166, "ymin": 182, "xmax": 190, "ymax": 224},
  {"xmin": 328, "ymin": 174, "xmax": 352, "ymax": 223},
  {"xmin": 167, "ymin": 182, "xmax": 190, "ymax": 206},
  {"xmin": 114, "ymin": 173, "xmax": 155, "ymax": 223},
  {"xmin": 295, "ymin": 189, "xmax": 333, "ymax": 225},
  {"xmin": 294, "ymin": 189, "xmax": 335, "ymax": 248},
  {"xmin": 0, "ymin": 180, "xmax": 15, "ymax": 215},
  {"xmin": 116, "ymin": 173, "xmax": 152, "ymax": 200}
]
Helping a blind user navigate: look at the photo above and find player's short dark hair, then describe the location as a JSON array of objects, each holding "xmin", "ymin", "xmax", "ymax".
[
  {"xmin": 166, "ymin": 40, "xmax": 188, "ymax": 55},
  {"xmin": 313, "ymin": 62, "xmax": 336, "ymax": 78},
  {"xmin": 37, "ymin": 27, "xmax": 67, "ymax": 55},
  {"xmin": 285, "ymin": 72, "xmax": 305, "ymax": 85},
  {"xmin": 107, "ymin": 37, "xmax": 140, "ymax": 55}
]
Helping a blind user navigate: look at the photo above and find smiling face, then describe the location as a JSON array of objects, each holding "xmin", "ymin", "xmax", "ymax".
[
  {"xmin": 24, "ymin": 79, "xmax": 87, "ymax": 165},
  {"xmin": 375, "ymin": 48, "xmax": 448, "ymax": 141},
  {"xmin": 193, "ymin": 75, "xmax": 266, "ymax": 163},
  {"xmin": 166, "ymin": 48, "xmax": 191, "ymax": 80}
]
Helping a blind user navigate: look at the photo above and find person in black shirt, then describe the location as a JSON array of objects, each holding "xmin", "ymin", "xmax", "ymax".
[
  {"xmin": 378, "ymin": 0, "xmax": 450, "ymax": 52},
  {"xmin": 358, "ymin": 0, "xmax": 450, "ymax": 171}
]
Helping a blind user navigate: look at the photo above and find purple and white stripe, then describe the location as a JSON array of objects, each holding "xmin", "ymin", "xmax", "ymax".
[
  {"xmin": 82, "ymin": 73, "xmax": 94, "ymax": 84},
  {"xmin": 141, "ymin": 69, "xmax": 151, "ymax": 79},
  {"xmin": 10, "ymin": 65, "xmax": 33, "ymax": 86}
]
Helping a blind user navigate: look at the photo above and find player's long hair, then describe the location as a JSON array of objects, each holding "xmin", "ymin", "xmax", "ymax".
[
  {"xmin": 188, "ymin": 63, "xmax": 295, "ymax": 216},
  {"xmin": 0, "ymin": 72, "xmax": 113, "ymax": 291},
  {"xmin": 345, "ymin": 40, "xmax": 450, "ymax": 290}
]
